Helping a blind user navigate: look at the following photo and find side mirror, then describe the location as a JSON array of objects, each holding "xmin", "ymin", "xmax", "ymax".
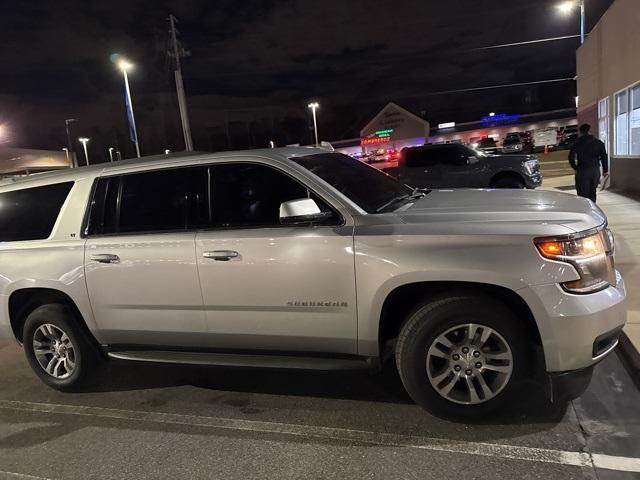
[{"xmin": 279, "ymin": 198, "xmax": 333, "ymax": 225}]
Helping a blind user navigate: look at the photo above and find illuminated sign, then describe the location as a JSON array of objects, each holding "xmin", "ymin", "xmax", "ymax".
[
  {"xmin": 481, "ymin": 113, "xmax": 520, "ymax": 124},
  {"xmin": 374, "ymin": 129, "xmax": 394, "ymax": 137},
  {"xmin": 437, "ymin": 122, "xmax": 456, "ymax": 129},
  {"xmin": 361, "ymin": 136, "xmax": 391, "ymax": 146}
]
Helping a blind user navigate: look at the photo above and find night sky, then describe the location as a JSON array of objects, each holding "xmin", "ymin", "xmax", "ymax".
[{"xmin": 2, "ymin": 0, "xmax": 614, "ymax": 163}]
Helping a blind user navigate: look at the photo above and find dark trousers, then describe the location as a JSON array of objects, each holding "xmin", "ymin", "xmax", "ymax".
[{"xmin": 575, "ymin": 167, "xmax": 601, "ymax": 202}]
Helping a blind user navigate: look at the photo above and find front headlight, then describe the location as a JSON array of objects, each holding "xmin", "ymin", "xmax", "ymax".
[
  {"xmin": 523, "ymin": 159, "xmax": 538, "ymax": 175},
  {"xmin": 534, "ymin": 227, "xmax": 616, "ymax": 293}
]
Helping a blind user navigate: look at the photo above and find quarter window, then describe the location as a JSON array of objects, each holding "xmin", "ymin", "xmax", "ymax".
[{"xmin": 0, "ymin": 182, "xmax": 73, "ymax": 242}]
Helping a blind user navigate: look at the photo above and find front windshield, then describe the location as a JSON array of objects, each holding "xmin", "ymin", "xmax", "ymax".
[
  {"xmin": 292, "ymin": 153, "xmax": 412, "ymax": 213},
  {"xmin": 504, "ymin": 136, "xmax": 520, "ymax": 145}
]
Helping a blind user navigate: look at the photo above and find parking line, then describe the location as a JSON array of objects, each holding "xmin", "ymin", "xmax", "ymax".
[
  {"xmin": 1, "ymin": 399, "xmax": 639, "ymax": 474},
  {"xmin": 0, "ymin": 471, "xmax": 52, "ymax": 480}
]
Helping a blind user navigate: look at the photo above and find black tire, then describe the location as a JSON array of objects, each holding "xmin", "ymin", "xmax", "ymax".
[
  {"xmin": 395, "ymin": 294, "xmax": 531, "ymax": 418},
  {"xmin": 23, "ymin": 304, "xmax": 98, "ymax": 391},
  {"xmin": 491, "ymin": 176, "xmax": 525, "ymax": 189}
]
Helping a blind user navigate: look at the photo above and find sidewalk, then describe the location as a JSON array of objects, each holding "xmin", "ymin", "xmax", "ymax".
[{"xmin": 543, "ymin": 175, "xmax": 640, "ymax": 373}]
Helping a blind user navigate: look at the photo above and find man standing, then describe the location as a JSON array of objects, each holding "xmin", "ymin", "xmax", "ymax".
[{"xmin": 569, "ymin": 124, "xmax": 609, "ymax": 202}]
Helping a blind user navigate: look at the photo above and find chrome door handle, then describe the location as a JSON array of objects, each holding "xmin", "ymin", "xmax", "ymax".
[
  {"xmin": 203, "ymin": 250, "xmax": 239, "ymax": 261},
  {"xmin": 90, "ymin": 253, "xmax": 120, "ymax": 264}
]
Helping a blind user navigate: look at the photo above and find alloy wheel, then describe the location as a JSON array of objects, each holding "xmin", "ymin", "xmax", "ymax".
[
  {"xmin": 426, "ymin": 323, "xmax": 513, "ymax": 405},
  {"xmin": 32, "ymin": 324, "xmax": 77, "ymax": 379}
]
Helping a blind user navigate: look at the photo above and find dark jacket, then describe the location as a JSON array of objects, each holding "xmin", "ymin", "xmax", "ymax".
[{"xmin": 569, "ymin": 134, "xmax": 609, "ymax": 173}]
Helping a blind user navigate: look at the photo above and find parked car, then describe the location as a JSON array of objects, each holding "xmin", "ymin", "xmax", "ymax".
[
  {"xmin": 502, "ymin": 132, "xmax": 534, "ymax": 154},
  {"xmin": 0, "ymin": 147, "xmax": 626, "ymax": 417},
  {"xmin": 389, "ymin": 143, "xmax": 541, "ymax": 189},
  {"xmin": 476, "ymin": 137, "xmax": 499, "ymax": 153}
]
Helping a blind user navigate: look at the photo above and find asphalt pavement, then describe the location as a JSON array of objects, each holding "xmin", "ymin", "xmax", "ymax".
[{"xmin": 0, "ymin": 339, "xmax": 639, "ymax": 479}]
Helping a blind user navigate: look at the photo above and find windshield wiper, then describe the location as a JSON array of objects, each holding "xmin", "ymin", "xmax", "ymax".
[{"xmin": 375, "ymin": 188, "xmax": 430, "ymax": 213}]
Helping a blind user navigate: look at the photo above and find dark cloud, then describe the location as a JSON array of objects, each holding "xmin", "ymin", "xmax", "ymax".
[{"xmin": 1, "ymin": 0, "xmax": 614, "ymax": 159}]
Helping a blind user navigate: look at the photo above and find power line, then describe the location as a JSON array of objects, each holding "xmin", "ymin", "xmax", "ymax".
[
  {"xmin": 474, "ymin": 35, "xmax": 581, "ymax": 50},
  {"xmin": 422, "ymin": 77, "xmax": 575, "ymax": 96}
]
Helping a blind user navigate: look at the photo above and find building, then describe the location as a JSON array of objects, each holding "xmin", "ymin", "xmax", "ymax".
[
  {"xmin": 577, "ymin": 0, "xmax": 640, "ymax": 195},
  {"xmin": 332, "ymin": 103, "xmax": 576, "ymax": 157},
  {"xmin": 429, "ymin": 109, "xmax": 576, "ymax": 147},
  {"xmin": 359, "ymin": 102, "xmax": 430, "ymax": 154},
  {"xmin": 0, "ymin": 147, "xmax": 72, "ymax": 178}
]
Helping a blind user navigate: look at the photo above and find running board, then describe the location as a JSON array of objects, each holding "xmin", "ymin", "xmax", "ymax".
[{"xmin": 107, "ymin": 350, "xmax": 373, "ymax": 371}]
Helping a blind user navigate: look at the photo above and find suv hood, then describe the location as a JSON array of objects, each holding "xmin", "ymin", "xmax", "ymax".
[{"xmin": 393, "ymin": 189, "xmax": 605, "ymax": 236}]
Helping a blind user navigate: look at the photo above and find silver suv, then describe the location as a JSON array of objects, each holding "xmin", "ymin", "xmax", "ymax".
[{"xmin": 0, "ymin": 147, "xmax": 627, "ymax": 417}]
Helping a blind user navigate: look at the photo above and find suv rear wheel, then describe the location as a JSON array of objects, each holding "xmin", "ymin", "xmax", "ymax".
[
  {"xmin": 23, "ymin": 304, "xmax": 98, "ymax": 391},
  {"xmin": 395, "ymin": 295, "xmax": 530, "ymax": 418}
]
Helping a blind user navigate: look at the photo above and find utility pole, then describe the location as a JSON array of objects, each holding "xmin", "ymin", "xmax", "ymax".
[{"xmin": 168, "ymin": 14, "xmax": 194, "ymax": 151}]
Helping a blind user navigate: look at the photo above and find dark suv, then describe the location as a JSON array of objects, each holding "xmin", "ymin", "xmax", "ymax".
[{"xmin": 388, "ymin": 144, "xmax": 542, "ymax": 189}]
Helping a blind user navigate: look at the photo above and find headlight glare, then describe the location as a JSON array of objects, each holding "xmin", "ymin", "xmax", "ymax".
[{"xmin": 535, "ymin": 228, "xmax": 616, "ymax": 293}]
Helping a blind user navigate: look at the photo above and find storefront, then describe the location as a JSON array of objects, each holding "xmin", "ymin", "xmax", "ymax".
[
  {"xmin": 576, "ymin": 0, "xmax": 640, "ymax": 195},
  {"xmin": 359, "ymin": 102, "xmax": 430, "ymax": 153}
]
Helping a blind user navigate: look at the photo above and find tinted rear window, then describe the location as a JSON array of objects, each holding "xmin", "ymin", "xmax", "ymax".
[{"xmin": 0, "ymin": 182, "xmax": 74, "ymax": 242}]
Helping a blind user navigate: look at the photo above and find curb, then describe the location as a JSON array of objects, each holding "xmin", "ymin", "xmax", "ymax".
[{"xmin": 617, "ymin": 330, "xmax": 640, "ymax": 387}]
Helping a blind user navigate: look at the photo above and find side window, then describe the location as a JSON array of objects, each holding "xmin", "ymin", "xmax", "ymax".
[
  {"xmin": 438, "ymin": 146, "xmax": 467, "ymax": 166},
  {"xmin": 404, "ymin": 148, "xmax": 438, "ymax": 167},
  {"xmin": 0, "ymin": 182, "xmax": 74, "ymax": 242},
  {"xmin": 87, "ymin": 167, "xmax": 208, "ymax": 236},
  {"xmin": 210, "ymin": 163, "xmax": 332, "ymax": 228},
  {"xmin": 118, "ymin": 169, "xmax": 191, "ymax": 233},
  {"xmin": 86, "ymin": 177, "xmax": 118, "ymax": 235}
]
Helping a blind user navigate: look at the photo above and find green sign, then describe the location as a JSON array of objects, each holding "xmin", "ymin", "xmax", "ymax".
[{"xmin": 374, "ymin": 129, "xmax": 394, "ymax": 137}]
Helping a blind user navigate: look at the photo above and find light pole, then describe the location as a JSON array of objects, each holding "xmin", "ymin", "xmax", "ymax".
[
  {"xmin": 307, "ymin": 102, "xmax": 320, "ymax": 145},
  {"xmin": 108, "ymin": 147, "xmax": 115, "ymax": 162},
  {"xmin": 62, "ymin": 148, "xmax": 70, "ymax": 164},
  {"xmin": 78, "ymin": 137, "xmax": 90, "ymax": 166},
  {"xmin": 117, "ymin": 58, "xmax": 141, "ymax": 158},
  {"xmin": 558, "ymin": 0, "xmax": 586, "ymax": 44}
]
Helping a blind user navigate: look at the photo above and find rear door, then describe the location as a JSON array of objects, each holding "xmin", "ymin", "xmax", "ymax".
[
  {"xmin": 194, "ymin": 161, "xmax": 358, "ymax": 354},
  {"xmin": 84, "ymin": 166, "xmax": 207, "ymax": 347}
]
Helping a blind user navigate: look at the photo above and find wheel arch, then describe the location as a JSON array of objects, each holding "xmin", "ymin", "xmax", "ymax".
[
  {"xmin": 378, "ymin": 281, "xmax": 542, "ymax": 361},
  {"xmin": 8, "ymin": 288, "xmax": 99, "ymax": 348},
  {"xmin": 489, "ymin": 170, "xmax": 526, "ymax": 188}
]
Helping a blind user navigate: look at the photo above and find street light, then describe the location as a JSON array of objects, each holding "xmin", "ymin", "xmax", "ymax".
[
  {"xmin": 78, "ymin": 137, "xmax": 90, "ymax": 166},
  {"xmin": 62, "ymin": 148, "xmax": 70, "ymax": 164},
  {"xmin": 108, "ymin": 147, "xmax": 115, "ymax": 162},
  {"xmin": 557, "ymin": 0, "xmax": 586, "ymax": 44},
  {"xmin": 117, "ymin": 58, "xmax": 141, "ymax": 158},
  {"xmin": 307, "ymin": 102, "xmax": 320, "ymax": 145}
]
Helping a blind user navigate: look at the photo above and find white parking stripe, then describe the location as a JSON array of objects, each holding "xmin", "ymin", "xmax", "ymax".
[
  {"xmin": 0, "ymin": 471, "xmax": 52, "ymax": 480},
  {"xmin": 1, "ymin": 399, "xmax": 639, "ymax": 474}
]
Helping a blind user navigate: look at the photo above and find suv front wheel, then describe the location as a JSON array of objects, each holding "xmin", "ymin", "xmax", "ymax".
[
  {"xmin": 23, "ymin": 304, "xmax": 98, "ymax": 391},
  {"xmin": 395, "ymin": 294, "xmax": 530, "ymax": 418}
]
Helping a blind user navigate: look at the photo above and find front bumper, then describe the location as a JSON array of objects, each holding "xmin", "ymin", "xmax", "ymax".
[
  {"xmin": 525, "ymin": 270, "xmax": 627, "ymax": 372},
  {"xmin": 524, "ymin": 172, "xmax": 542, "ymax": 189}
]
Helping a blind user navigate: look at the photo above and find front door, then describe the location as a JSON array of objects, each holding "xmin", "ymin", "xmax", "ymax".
[
  {"xmin": 195, "ymin": 162, "xmax": 358, "ymax": 354},
  {"xmin": 438, "ymin": 146, "xmax": 485, "ymax": 188},
  {"xmin": 84, "ymin": 167, "xmax": 207, "ymax": 347}
]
